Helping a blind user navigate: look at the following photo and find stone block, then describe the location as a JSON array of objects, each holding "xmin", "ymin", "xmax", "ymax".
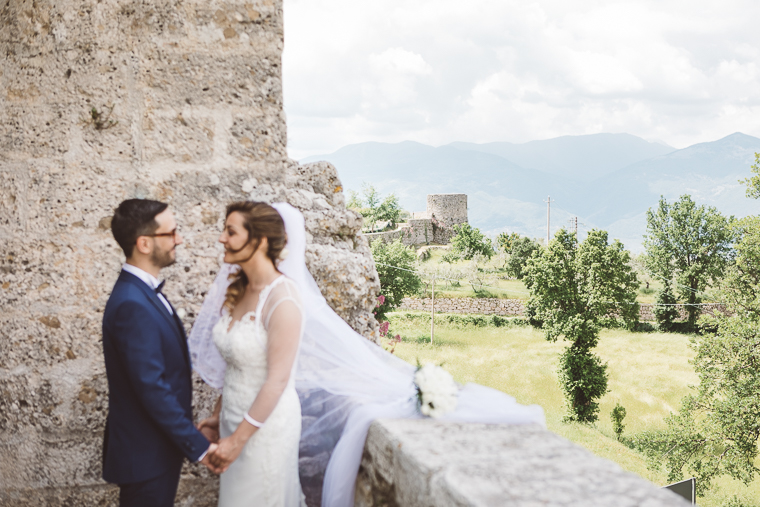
[{"xmin": 357, "ymin": 419, "xmax": 690, "ymax": 507}]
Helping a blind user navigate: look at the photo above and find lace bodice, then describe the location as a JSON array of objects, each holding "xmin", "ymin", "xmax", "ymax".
[{"xmin": 212, "ymin": 275, "xmax": 303, "ymax": 394}]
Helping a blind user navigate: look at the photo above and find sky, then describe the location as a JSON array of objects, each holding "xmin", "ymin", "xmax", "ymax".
[{"xmin": 282, "ymin": 0, "xmax": 760, "ymax": 160}]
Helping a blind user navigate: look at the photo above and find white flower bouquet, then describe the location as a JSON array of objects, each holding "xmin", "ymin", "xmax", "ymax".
[{"xmin": 414, "ymin": 362, "xmax": 459, "ymax": 418}]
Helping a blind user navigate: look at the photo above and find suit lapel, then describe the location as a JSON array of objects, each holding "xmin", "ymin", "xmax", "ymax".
[{"xmin": 119, "ymin": 271, "xmax": 189, "ymax": 363}]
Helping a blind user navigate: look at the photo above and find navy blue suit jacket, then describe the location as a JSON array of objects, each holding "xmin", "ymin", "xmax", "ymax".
[{"xmin": 102, "ymin": 270, "xmax": 209, "ymax": 484}]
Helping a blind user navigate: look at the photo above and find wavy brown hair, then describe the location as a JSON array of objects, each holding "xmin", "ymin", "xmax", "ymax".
[{"xmin": 223, "ymin": 201, "xmax": 287, "ymax": 313}]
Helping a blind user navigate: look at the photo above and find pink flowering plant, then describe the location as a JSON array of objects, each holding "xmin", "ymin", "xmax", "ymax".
[{"xmin": 374, "ymin": 295, "xmax": 402, "ymax": 354}]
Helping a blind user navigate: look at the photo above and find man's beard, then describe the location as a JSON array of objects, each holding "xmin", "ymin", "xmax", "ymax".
[{"xmin": 151, "ymin": 247, "xmax": 176, "ymax": 269}]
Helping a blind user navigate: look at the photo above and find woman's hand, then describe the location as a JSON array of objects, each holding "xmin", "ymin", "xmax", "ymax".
[
  {"xmin": 209, "ymin": 434, "xmax": 247, "ymax": 473},
  {"xmin": 197, "ymin": 415, "xmax": 220, "ymax": 443}
]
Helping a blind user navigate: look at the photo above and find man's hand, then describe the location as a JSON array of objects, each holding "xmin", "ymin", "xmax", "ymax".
[
  {"xmin": 200, "ymin": 443, "xmax": 223, "ymax": 474},
  {"xmin": 197, "ymin": 415, "xmax": 220, "ymax": 444},
  {"xmin": 209, "ymin": 435, "xmax": 245, "ymax": 474}
]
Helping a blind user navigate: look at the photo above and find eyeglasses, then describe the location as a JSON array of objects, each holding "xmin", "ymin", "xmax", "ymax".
[{"xmin": 147, "ymin": 228, "xmax": 179, "ymax": 240}]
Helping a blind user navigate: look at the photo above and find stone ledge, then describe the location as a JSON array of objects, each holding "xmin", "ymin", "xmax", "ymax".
[{"xmin": 356, "ymin": 419, "xmax": 688, "ymax": 507}]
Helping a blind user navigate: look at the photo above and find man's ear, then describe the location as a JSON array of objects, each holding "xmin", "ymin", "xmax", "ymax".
[{"xmin": 134, "ymin": 236, "xmax": 152, "ymax": 256}]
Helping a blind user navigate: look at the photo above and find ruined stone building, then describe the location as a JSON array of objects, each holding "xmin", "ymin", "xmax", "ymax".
[
  {"xmin": 365, "ymin": 193, "xmax": 468, "ymax": 246},
  {"xmin": 0, "ymin": 1, "xmax": 378, "ymax": 504}
]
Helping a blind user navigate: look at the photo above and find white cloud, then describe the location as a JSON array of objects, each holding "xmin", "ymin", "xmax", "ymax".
[{"xmin": 283, "ymin": 0, "xmax": 760, "ymax": 159}]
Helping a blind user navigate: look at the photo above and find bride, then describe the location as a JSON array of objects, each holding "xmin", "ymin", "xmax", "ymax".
[
  {"xmin": 189, "ymin": 202, "xmax": 544, "ymax": 507},
  {"xmin": 195, "ymin": 201, "xmax": 305, "ymax": 506}
]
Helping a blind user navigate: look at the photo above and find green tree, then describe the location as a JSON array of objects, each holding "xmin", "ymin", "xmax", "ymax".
[
  {"xmin": 524, "ymin": 228, "xmax": 639, "ymax": 422},
  {"xmin": 370, "ymin": 239, "xmax": 421, "ymax": 319},
  {"xmin": 638, "ymin": 216, "xmax": 760, "ymax": 494},
  {"xmin": 505, "ymin": 236, "xmax": 542, "ymax": 279},
  {"xmin": 496, "ymin": 232, "xmax": 520, "ymax": 252},
  {"xmin": 739, "ymin": 152, "xmax": 760, "ymax": 199},
  {"xmin": 450, "ymin": 223, "xmax": 494, "ymax": 260},
  {"xmin": 643, "ymin": 195, "xmax": 734, "ymax": 328},
  {"xmin": 348, "ymin": 184, "xmax": 401, "ymax": 232},
  {"xmin": 652, "ymin": 281, "xmax": 680, "ymax": 331}
]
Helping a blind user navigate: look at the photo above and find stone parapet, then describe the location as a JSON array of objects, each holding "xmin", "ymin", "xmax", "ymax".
[
  {"xmin": 356, "ymin": 419, "xmax": 689, "ymax": 507},
  {"xmin": 399, "ymin": 298, "xmax": 728, "ymax": 322}
]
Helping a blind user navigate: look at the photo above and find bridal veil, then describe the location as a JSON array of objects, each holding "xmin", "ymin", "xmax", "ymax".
[{"xmin": 188, "ymin": 202, "xmax": 545, "ymax": 507}]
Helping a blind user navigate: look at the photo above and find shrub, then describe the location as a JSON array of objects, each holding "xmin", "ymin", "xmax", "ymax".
[
  {"xmin": 610, "ymin": 403, "xmax": 627, "ymax": 440},
  {"xmin": 653, "ymin": 282, "xmax": 680, "ymax": 332},
  {"xmin": 370, "ymin": 239, "xmax": 421, "ymax": 319}
]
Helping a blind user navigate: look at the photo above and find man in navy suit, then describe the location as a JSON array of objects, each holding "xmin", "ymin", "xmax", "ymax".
[{"xmin": 102, "ymin": 199, "xmax": 218, "ymax": 506}]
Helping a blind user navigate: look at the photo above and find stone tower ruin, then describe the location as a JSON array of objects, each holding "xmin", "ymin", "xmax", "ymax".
[
  {"xmin": 0, "ymin": 1, "xmax": 378, "ymax": 504},
  {"xmin": 426, "ymin": 193, "xmax": 467, "ymax": 228}
]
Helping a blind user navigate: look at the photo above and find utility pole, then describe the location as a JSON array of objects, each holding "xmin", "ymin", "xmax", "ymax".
[
  {"xmin": 430, "ymin": 274, "xmax": 435, "ymax": 344},
  {"xmin": 544, "ymin": 196, "xmax": 554, "ymax": 245}
]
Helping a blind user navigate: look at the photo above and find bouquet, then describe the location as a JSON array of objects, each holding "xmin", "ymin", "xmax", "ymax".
[{"xmin": 414, "ymin": 362, "xmax": 459, "ymax": 418}]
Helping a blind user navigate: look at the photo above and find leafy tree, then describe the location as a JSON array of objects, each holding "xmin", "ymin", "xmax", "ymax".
[
  {"xmin": 496, "ymin": 232, "xmax": 521, "ymax": 252},
  {"xmin": 450, "ymin": 223, "xmax": 494, "ymax": 260},
  {"xmin": 505, "ymin": 236, "xmax": 542, "ymax": 279},
  {"xmin": 348, "ymin": 184, "xmax": 401, "ymax": 232},
  {"xmin": 652, "ymin": 281, "xmax": 680, "ymax": 331},
  {"xmin": 739, "ymin": 152, "xmax": 760, "ymax": 199},
  {"xmin": 524, "ymin": 228, "xmax": 639, "ymax": 422},
  {"xmin": 370, "ymin": 239, "xmax": 421, "ymax": 319},
  {"xmin": 643, "ymin": 195, "xmax": 734, "ymax": 328},
  {"xmin": 637, "ymin": 216, "xmax": 760, "ymax": 494}
]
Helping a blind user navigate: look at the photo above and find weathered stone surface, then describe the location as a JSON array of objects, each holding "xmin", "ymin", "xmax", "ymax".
[
  {"xmin": 0, "ymin": 0, "xmax": 379, "ymax": 504},
  {"xmin": 356, "ymin": 419, "xmax": 690, "ymax": 507}
]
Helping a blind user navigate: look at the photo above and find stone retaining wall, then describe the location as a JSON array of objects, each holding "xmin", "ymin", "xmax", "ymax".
[
  {"xmin": 400, "ymin": 297, "xmax": 525, "ymax": 316},
  {"xmin": 356, "ymin": 419, "xmax": 689, "ymax": 507},
  {"xmin": 400, "ymin": 297, "xmax": 727, "ymax": 322}
]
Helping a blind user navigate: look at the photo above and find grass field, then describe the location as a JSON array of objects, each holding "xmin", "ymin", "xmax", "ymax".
[
  {"xmin": 416, "ymin": 249, "xmax": 672, "ymax": 302},
  {"xmin": 386, "ymin": 311, "xmax": 760, "ymax": 507}
]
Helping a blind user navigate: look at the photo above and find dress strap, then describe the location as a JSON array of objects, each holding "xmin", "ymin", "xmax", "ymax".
[{"xmin": 254, "ymin": 275, "xmax": 287, "ymax": 325}]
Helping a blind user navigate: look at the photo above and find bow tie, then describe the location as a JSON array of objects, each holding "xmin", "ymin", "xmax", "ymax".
[{"xmin": 155, "ymin": 281, "xmax": 166, "ymax": 295}]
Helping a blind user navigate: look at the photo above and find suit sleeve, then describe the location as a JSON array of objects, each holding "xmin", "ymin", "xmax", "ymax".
[{"xmin": 111, "ymin": 300, "xmax": 210, "ymax": 462}]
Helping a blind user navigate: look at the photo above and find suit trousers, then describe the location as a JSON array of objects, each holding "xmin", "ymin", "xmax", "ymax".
[{"xmin": 118, "ymin": 460, "xmax": 182, "ymax": 507}]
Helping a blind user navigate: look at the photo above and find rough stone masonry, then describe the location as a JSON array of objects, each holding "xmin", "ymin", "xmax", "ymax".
[{"xmin": 0, "ymin": 1, "xmax": 379, "ymax": 504}]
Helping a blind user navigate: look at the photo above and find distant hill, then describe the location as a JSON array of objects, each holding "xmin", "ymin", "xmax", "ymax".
[
  {"xmin": 449, "ymin": 133, "xmax": 674, "ymax": 181},
  {"xmin": 301, "ymin": 132, "xmax": 760, "ymax": 251}
]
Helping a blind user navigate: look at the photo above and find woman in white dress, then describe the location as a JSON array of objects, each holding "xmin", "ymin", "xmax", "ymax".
[
  {"xmin": 189, "ymin": 202, "xmax": 544, "ymax": 507},
  {"xmin": 196, "ymin": 201, "xmax": 305, "ymax": 507}
]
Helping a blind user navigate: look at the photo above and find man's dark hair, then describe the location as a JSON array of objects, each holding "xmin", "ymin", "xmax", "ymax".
[{"xmin": 111, "ymin": 199, "xmax": 168, "ymax": 258}]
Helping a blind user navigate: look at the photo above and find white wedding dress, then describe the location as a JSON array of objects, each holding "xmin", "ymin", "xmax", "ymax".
[
  {"xmin": 190, "ymin": 203, "xmax": 545, "ymax": 507},
  {"xmin": 212, "ymin": 275, "xmax": 306, "ymax": 507}
]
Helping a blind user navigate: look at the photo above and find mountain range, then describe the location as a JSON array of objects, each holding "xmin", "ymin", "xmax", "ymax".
[{"xmin": 301, "ymin": 132, "xmax": 760, "ymax": 252}]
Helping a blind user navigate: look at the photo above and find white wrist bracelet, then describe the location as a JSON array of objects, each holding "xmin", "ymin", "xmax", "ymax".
[{"xmin": 243, "ymin": 413, "xmax": 264, "ymax": 428}]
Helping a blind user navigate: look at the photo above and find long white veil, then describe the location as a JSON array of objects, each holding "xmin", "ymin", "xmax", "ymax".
[{"xmin": 188, "ymin": 203, "xmax": 545, "ymax": 507}]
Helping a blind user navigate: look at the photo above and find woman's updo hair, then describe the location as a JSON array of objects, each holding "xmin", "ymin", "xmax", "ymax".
[{"xmin": 223, "ymin": 201, "xmax": 287, "ymax": 312}]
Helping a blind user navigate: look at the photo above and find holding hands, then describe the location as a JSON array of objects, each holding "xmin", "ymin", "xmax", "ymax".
[{"xmin": 197, "ymin": 406, "xmax": 258, "ymax": 475}]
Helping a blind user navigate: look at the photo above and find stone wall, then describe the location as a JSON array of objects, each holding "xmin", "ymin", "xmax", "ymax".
[
  {"xmin": 356, "ymin": 419, "xmax": 689, "ymax": 507},
  {"xmin": 399, "ymin": 298, "xmax": 727, "ymax": 322},
  {"xmin": 365, "ymin": 217, "xmax": 452, "ymax": 247},
  {"xmin": 0, "ymin": 1, "xmax": 378, "ymax": 505},
  {"xmin": 400, "ymin": 297, "xmax": 525, "ymax": 316}
]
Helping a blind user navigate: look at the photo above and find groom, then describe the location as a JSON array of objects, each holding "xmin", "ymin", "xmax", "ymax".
[{"xmin": 102, "ymin": 199, "xmax": 217, "ymax": 506}]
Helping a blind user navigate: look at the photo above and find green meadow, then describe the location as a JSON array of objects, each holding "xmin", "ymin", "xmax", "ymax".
[{"xmin": 387, "ymin": 311, "xmax": 760, "ymax": 507}]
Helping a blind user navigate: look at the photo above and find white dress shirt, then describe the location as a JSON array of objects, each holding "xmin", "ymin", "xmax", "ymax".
[
  {"xmin": 122, "ymin": 263, "xmax": 173, "ymax": 315},
  {"xmin": 121, "ymin": 263, "xmax": 210, "ymax": 462}
]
